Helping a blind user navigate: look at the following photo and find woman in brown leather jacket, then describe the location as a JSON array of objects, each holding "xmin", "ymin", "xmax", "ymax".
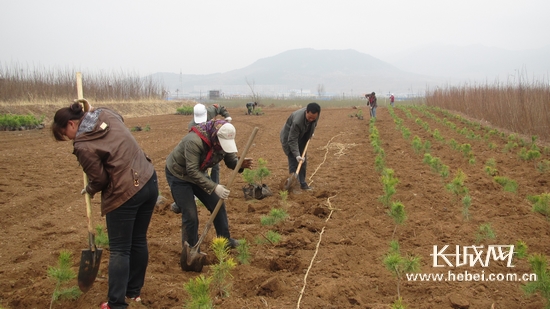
[{"xmin": 52, "ymin": 100, "xmax": 158, "ymax": 309}]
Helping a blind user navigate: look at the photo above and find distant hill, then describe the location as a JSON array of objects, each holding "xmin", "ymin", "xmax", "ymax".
[
  {"xmin": 150, "ymin": 46, "xmax": 550, "ymax": 98},
  {"xmin": 152, "ymin": 48, "xmax": 437, "ymax": 97}
]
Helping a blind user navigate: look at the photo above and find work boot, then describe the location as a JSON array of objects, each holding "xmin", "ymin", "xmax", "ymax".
[
  {"xmin": 171, "ymin": 202, "xmax": 181, "ymax": 214},
  {"xmin": 228, "ymin": 238, "xmax": 241, "ymax": 249},
  {"xmin": 300, "ymin": 184, "xmax": 312, "ymax": 191}
]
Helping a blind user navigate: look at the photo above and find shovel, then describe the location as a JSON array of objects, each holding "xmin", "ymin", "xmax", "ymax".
[
  {"xmin": 181, "ymin": 127, "xmax": 259, "ymax": 272},
  {"xmin": 74, "ymin": 72, "xmax": 103, "ymax": 292},
  {"xmin": 283, "ymin": 138, "xmax": 311, "ymax": 191},
  {"xmin": 77, "ymin": 173, "xmax": 103, "ymax": 292}
]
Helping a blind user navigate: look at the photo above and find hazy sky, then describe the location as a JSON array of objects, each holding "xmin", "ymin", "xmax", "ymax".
[{"xmin": 2, "ymin": 0, "xmax": 549, "ymax": 75}]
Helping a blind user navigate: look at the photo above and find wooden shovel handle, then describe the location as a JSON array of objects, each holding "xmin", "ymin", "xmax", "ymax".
[
  {"xmin": 194, "ymin": 127, "xmax": 259, "ymax": 249},
  {"xmin": 295, "ymin": 138, "xmax": 311, "ymax": 175},
  {"xmin": 76, "ymin": 72, "xmax": 95, "ymax": 236}
]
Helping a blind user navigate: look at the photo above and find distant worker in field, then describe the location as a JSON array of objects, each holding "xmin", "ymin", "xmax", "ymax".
[
  {"xmin": 365, "ymin": 92, "xmax": 377, "ymax": 118},
  {"xmin": 390, "ymin": 93, "xmax": 395, "ymax": 107},
  {"xmin": 246, "ymin": 102, "xmax": 258, "ymax": 115},
  {"xmin": 280, "ymin": 102, "xmax": 321, "ymax": 191},
  {"xmin": 188, "ymin": 103, "xmax": 232, "ymax": 130}
]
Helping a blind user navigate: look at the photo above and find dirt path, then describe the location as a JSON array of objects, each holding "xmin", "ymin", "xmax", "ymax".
[{"xmin": 0, "ymin": 105, "xmax": 549, "ymax": 308}]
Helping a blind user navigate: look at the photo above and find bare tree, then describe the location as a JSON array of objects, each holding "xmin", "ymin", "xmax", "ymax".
[
  {"xmin": 317, "ymin": 84, "xmax": 325, "ymax": 98},
  {"xmin": 245, "ymin": 77, "xmax": 261, "ymax": 104}
]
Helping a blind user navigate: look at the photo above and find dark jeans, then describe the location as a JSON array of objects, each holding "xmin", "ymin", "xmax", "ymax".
[
  {"xmin": 105, "ymin": 171, "xmax": 158, "ymax": 309},
  {"xmin": 210, "ymin": 163, "xmax": 220, "ymax": 184},
  {"xmin": 284, "ymin": 140, "xmax": 308, "ymax": 187},
  {"xmin": 165, "ymin": 167, "xmax": 231, "ymax": 249}
]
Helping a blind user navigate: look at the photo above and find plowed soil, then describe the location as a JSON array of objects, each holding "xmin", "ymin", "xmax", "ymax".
[{"xmin": 1, "ymin": 105, "xmax": 549, "ymax": 309}]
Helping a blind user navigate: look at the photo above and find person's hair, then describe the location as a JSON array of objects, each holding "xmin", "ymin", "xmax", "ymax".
[
  {"xmin": 306, "ymin": 102, "xmax": 321, "ymax": 114},
  {"xmin": 51, "ymin": 102, "xmax": 85, "ymax": 141}
]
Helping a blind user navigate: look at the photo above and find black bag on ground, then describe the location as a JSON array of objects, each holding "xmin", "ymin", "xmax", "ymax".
[{"xmin": 242, "ymin": 184, "xmax": 273, "ymax": 200}]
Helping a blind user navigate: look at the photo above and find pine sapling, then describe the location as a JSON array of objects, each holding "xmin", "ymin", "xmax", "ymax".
[
  {"xmin": 184, "ymin": 275, "xmax": 213, "ymax": 309},
  {"xmin": 522, "ymin": 254, "xmax": 550, "ymax": 309},
  {"xmin": 279, "ymin": 190, "xmax": 289, "ymax": 207},
  {"xmin": 379, "ymin": 168, "xmax": 399, "ymax": 207},
  {"xmin": 537, "ymin": 160, "xmax": 550, "ymax": 173},
  {"xmin": 210, "ymin": 237, "xmax": 237, "ymax": 298},
  {"xmin": 411, "ymin": 136, "xmax": 423, "ymax": 154},
  {"xmin": 445, "ymin": 169, "xmax": 468, "ymax": 205},
  {"xmin": 260, "ymin": 208, "xmax": 288, "ymax": 226},
  {"xmin": 256, "ymin": 230, "xmax": 281, "ymax": 245},
  {"xmin": 515, "ymin": 240, "xmax": 528, "ymax": 259},
  {"xmin": 391, "ymin": 297, "xmax": 407, "ymax": 309},
  {"xmin": 461, "ymin": 195, "xmax": 472, "ymax": 220},
  {"xmin": 484, "ymin": 158, "xmax": 499, "ymax": 176},
  {"xmin": 528, "ymin": 193, "xmax": 550, "ymax": 219},
  {"xmin": 383, "ymin": 240, "xmax": 421, "ymax": 299},
  {"xmin": 235, "ymin": 239, "xmax": 251, "ymax": 265},
  {"xmin": 94, "ymin": 224, "xmax": 109, "ymax": 247},
  {"xmin": 47, "ymin": 250, "xmax": 81, "ymax": 309},
  {"xmin": 242, "ymin": 158, "xmax": 271, "ymax": 185},
  {"xmin": 493, "ymin": 176, "xmax": 518, "ymax": 193},
  {"xmin": 388, "ymin": 201, "xmax": 407, "ymax": 239},
  {"xmin": 475, "ymin": 223, "xmax": 496, "ymax": 244}
]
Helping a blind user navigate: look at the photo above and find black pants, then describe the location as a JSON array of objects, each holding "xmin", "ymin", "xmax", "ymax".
[{"xmin": 105, "ymin": 171, "xmax": 158, "ymax": 309}]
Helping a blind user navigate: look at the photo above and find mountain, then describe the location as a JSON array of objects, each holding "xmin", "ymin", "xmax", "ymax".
[
  {"xmin": 152, "ymin": 48, "xmax": 438, "ymax": 97},
  {"xmin": 151, "ymin": 46, "xmax": 550, "ymax": 98}
]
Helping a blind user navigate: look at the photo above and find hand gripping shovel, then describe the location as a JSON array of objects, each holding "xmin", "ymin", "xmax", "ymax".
[
  {"xmin": 74, "ymin": 72, "xmax": 103, "ymax": 292},
  {"xmin": 283, "ymin": 138, "xmax": 311, "ymax": 191},
  {"xmin": 181, "ymin": 127, "xmax": 259, "ymax": 272}
]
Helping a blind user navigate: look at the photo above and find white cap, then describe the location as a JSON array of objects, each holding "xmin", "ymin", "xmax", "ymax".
[
  {"xmin": 217, "ymin": 123, "xmax": 237, "ymax": 153},
  {"xmin": 193, "ymin": 104, "xmax": 207, "ymax": 123}
]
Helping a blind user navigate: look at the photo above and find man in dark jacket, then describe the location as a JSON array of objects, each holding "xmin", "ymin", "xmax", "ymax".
[
  {"xmin": 165, "ymin": 120, "xmax": 252, "ymax": 269},
  {"xmin": 246, "ymin": 102, "xmax": 257, "ymax": 115},
  {"xmin": 280, "ymin": 102, "xmax": 321, "ymax": 190}
]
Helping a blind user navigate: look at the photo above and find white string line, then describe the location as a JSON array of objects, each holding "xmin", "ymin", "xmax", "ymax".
[
  {"xmin": 296, "ymin": 193, "xmax": 339, "ymax": 308},
  {"xmin": 308, "ymin": 133, "xmax": 357, "ymax": 185}
]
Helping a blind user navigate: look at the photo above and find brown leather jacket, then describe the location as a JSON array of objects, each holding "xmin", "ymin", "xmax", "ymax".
[{"xmin": 73, "ymin": 108, "xmax": 155, "ymax": 215}]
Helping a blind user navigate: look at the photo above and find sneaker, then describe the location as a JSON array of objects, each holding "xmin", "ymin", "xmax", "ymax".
[
  {"xmin": 170, "ymin": 202, "xmax": 181, "ymax": 214},
  {"xmin": 127, "ymin": 295, "xmax": 141, "ymax": 302},
  {"xmin": 228, "ymin": 238, "xmax": 241, "ymax": 248},
  {"xmin": 100, "ymin": 302, "xmax": 111, "ymax": 309},
  {"xmin": 301, "ymin": 184, "xmax": 312, "ymax": 191}
]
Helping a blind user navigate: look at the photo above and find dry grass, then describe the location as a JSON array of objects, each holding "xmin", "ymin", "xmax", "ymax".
[
  {"xmin": 426, "ymin": 79, "xmax": 550, "ymax": 143},
  {"xmin": 0, "ymin": 62, "xmax": 165, "ymax": 103}
]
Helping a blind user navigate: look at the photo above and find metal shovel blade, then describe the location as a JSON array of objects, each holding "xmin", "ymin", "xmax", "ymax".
[
  {"xmin": 283, "ymin": 173, "xmax": 299, "ymax": 191},
  {"xmin": 77, "ymin": 234, "xmax": 103, "ymax": 292},
  {"xmin": 180, "ymin": 241, "xmax": 206, "ymax": 272}
]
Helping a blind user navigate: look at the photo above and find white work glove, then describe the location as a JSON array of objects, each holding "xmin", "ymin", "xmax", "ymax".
[
  {"xmin": 296, "ymin": 156, "xmax": 305, "ymax": 164},
  {"xmin": 225, "ymin": 117, "xmax": 232, "ymax": 122},
  {"xmin": 214, "ymin": 184, "xmax": 230, "ymax": 199}
]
